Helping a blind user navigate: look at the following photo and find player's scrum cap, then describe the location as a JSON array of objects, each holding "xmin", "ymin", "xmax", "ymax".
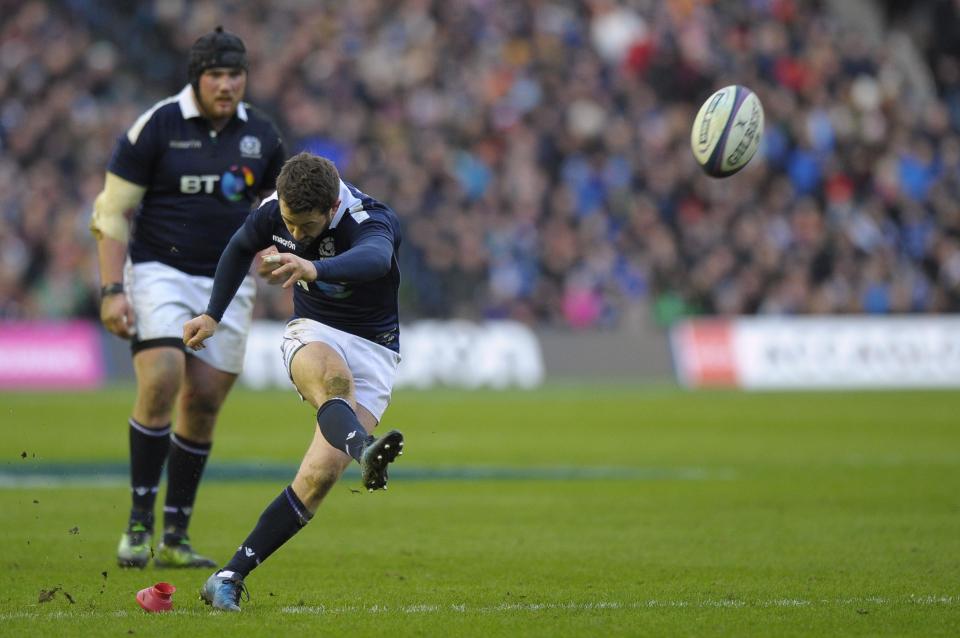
[{"xmin": 188, "ymin": 26, "xmax": 248, "ymax": 87}]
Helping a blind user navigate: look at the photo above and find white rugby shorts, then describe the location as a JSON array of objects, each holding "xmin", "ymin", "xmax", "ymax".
[
  {"xmin": 125, "ymin": 260, "xmax": 255, "ymax": 374},
  {"xmin": 281, "ymin": 318, "xmax": 401, "ymax": 422}
]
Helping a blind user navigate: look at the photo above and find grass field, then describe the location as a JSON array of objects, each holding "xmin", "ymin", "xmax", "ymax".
[{"xmin": 1, "ymin": 386, "xmax": 959, "ymax": 636}]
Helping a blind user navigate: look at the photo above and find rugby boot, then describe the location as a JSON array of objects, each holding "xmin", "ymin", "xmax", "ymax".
[
  {"xmin": 359, "ymin": 429, "xmax": 404, "ymax": 491},
  {"xmin": 154, "ymin": 534, "xmax": 217, "ymax": 568},
  {"xmin": 117, "ymin": 522, "xmax": 152, "ymax": 568},
  {"xmin": 200, "ymin": 570, "xmax": 249, "ymax": 612}
]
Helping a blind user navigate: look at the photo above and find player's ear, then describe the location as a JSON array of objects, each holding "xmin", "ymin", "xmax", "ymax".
[{"xmin": 330, "ymin": 199, "xmax": 341, "ymax": 215}]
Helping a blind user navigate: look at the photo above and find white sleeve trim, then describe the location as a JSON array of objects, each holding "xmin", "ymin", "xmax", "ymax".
[
  {"xmin": 259, "ymin": 191, "xmax": 278, "ymax": 207},
  {"xmin": 127, "ymin": 93, "xmax": 179, "ymax": 144}
]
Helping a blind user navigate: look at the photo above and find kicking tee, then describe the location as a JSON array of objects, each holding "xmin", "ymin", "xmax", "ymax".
[{"xmin": 108, "ymin": 85, "xmax": 286, "ymax": 277}]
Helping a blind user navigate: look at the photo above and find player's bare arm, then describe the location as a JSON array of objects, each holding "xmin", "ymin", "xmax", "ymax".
[
  {"xmin": 99, "ymin": 286, "xmax": 136, "ymax": 339},
  {"xmin": 96, "ymin": 235, "xmax": 135, "ymax": 339},
  {"xmin": 90, "ymin": 172, "xmax": 145, "ymax": 339}
]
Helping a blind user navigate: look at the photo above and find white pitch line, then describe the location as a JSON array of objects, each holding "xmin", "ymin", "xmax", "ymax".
[
  {"xmin": 0, "ymin": 596, "xmax": 955, "ymax": 621},
  {"xmin": 278, "ymin": 596, "xmax": 957, "ymax": 616},
  {"xmin": 0, "ymin": 476, "xmax": 127, "ymax": 489}
]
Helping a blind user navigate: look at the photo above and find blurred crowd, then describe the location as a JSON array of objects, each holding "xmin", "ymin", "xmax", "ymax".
[{"xmin": 3, "ymin": 0, "xmax": 960, "ymax": 328}]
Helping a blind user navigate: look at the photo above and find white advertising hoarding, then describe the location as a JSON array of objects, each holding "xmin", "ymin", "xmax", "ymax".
[
  {"xmin": 240, "ymin": 320, "xmax": 545, "ymax": 390},
  {"xmin": 671, "ymin": 316, "xmax": 960, "ymax": 389}
]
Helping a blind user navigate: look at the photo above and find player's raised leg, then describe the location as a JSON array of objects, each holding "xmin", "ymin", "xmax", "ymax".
[
  {"xmin": 118, "ymin": 346, "xmax": 183, "ymax": 568},
  {"xmin": 155, "ymin": 356, "xmax": 237, "ymax": 568},
  {"xmin": 291, "ymin": 341, "xmax": 403, "ymax": 493}
]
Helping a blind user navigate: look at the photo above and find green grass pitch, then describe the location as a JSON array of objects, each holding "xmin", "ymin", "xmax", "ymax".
[{"xmin": 1, "ymin": 386, "xmax": 958, "ymax": 636}]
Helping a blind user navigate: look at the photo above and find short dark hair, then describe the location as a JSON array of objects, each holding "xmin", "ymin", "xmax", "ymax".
[{"xmin": 276, "ymin": 152, "xmax": 341, "ymax": 215}]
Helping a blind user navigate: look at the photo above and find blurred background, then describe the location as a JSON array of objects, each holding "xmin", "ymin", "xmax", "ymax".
[
  {"xmin": 4, "ymin": 5, "xmax": 960, "ymax": 631},
  {"xmin": 2, "ymin": 0, "xmax": 960, "ymax": 389}
]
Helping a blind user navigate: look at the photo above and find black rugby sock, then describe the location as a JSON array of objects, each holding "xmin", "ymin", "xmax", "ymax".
[
  {"xmin": 316, "ymin": 398, "xmax": 369, "ymax": 462},
  {"xmin": 223, "ymin": 486, "xmax": 312, "ymax": 577},
  {"xmin": 163, "ymin": 433, "xmax": 212, "ymax": 541},
  {"xmin": 128, "ymin": 418, "xmax": 171, "ymax": 528}
]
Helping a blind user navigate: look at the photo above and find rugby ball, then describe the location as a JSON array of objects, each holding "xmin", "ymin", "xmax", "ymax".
[{"xmin": 690, "ymin": 85, "xmax": 764, "ymax": 177}]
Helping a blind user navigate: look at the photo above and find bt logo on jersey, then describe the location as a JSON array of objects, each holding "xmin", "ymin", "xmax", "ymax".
[
  {"xmin": 180, "ymin": 174, "xmax": 220, "ymax": 194},
  {"xmin": 179, "ymin": 165, "xmax": 255, "ymax": 200}
]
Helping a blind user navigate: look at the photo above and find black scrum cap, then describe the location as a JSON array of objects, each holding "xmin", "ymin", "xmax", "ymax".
[{"xmin": 188, "ymin": 26, "xmax": 248, "ymax": 89}]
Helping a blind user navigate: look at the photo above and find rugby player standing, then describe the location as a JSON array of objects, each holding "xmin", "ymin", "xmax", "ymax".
[
  {"xmin": 90, "ymin": 27, "xmax": 287, "ymax": 568},
  {"xmin": 184, "ymin": 152, "xmax": 404, "ymax": 610}
]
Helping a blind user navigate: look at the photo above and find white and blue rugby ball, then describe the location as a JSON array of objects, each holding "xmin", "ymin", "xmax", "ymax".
[{"xmin": 690, "ymin": 85, "xmax": 764, "ymax": 177}]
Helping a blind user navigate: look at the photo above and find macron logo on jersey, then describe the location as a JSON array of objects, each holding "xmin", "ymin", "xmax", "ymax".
[{"xmin": 273, "ymin": 235, "xmax": 296, "ymax": 250}]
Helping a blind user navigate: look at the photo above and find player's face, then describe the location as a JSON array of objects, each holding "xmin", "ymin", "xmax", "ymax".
[
  {"xmin": 197, "ymin": 67, "xmax": 246, "ymax": 121},
  {"xmin": 279, "ymin": 198, "xmax": 338, "ymax": 244}
]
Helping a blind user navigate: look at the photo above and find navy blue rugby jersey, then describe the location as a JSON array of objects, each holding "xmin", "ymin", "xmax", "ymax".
[
  {"xmin": 108, "ymin": 85, "xmax": 286, "ymax": 277},
  {"xmin": 244, "ymin": 181, "xmax": 402, "ymax": 351}
]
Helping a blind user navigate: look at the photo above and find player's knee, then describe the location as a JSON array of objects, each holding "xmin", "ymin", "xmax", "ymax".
[
  {"xmin": 322, "ymin": 372, "xmax": 354, "ymax": 402},
  {"xmin": 136, "ymin": 377, "xmax": 180, "ymax": 420},
  {"xmin": 180, "ymin": 386, "xmax": 223, "ymax": 420}
]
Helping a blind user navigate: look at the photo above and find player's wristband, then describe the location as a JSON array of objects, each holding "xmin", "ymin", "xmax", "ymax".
[{"xmin": 100, "ymin": 283, "xmax": 125, "ymax": 298}]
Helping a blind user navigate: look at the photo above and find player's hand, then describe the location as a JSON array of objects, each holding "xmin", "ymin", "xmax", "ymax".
[
  {"xmin": 261, "ymin": 252, "xmax": 318, "ymax": 289},
  {"xmin": 183, "ymin": 314, "xmax": 218, "ymax": 351},
  {"xmin": 256, "ymin": 246, "xmax": 284, "ymax": 284},
  {"xmin": 100, "ymin": 293, "xmax": 136, "ymax": 340}
]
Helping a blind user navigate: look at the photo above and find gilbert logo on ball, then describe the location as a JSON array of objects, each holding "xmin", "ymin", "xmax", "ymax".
[{"xmin": 691, "ymin": 85, "xmax": 764, "ymax": 177}]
